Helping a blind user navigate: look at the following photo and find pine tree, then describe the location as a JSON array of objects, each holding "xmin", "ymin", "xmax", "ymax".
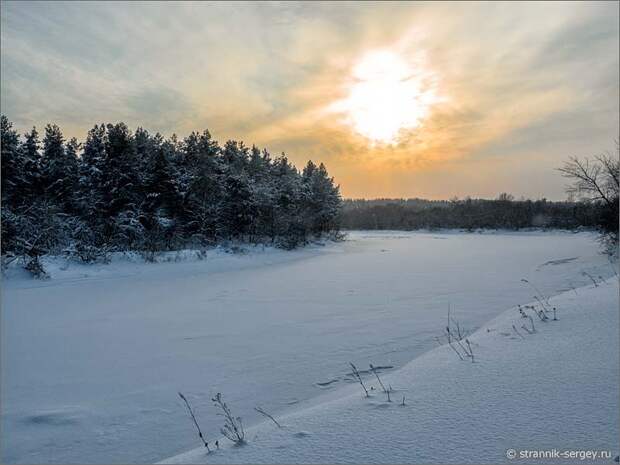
[
  {"xmin": 140, "ymin": 141, "xmax": 182, "ymax": 250},
  {"xmin": 23, "ymin": 127, "xmax": 40, "ymax": 161},
  {"xmin": 305, "ymin": 162, "xmax": 341, "ymax": 234},
  {"xmin": 247, "ymin": 146, "xmax": 275, "ymax": 238},
  {"xmin": 40, "ymin": 124, "xmax": 78, "ymax": 212},
  {"xmin": 1, "ymin": 116, "xmax": 27, "ymax": 254},
  {"xmin": 181, "ymin": 130, "xmax": 222, "ymax": 241},
  {"xmin": 22, "ymin": 127, "xmax": 42, "ymax": 201},
  {"xmin": 221, "ymin": 140, "xmax": 248, "ymax": 174},
  {"xmin": 76, "ymin": 125, "xmax": 106, "ymax": 228},
  {"xmin": 272, "ymin": 155, "xmax": 304, "ymax": 246},
  {"xmin": 219, "ymin": 172, "xmax": 255, "ymax": 239},
  {"xmin": 1, "ymin": 115, "xmax": 26, "ymax": 209}
]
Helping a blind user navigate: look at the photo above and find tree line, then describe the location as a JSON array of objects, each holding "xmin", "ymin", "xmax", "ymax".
[
  {"xmin": 340, "ymin": 184, "xmax": 618, "ymax": 246},
  {"xmin": 1, "ymin": 115, "xmax": 342, "ymax": 274},
  {"xmin": 2, "ymin": 112, "xmax": 616, "ymax": 276},
  {"xmin": 339, "ymin": 145, "xmax": 618, "ymax": 241}
]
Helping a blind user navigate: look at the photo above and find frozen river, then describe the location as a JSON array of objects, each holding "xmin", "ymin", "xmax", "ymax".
[{"xmin": 1, "ymin": 231, "xmax": 614, "ymax": 463}]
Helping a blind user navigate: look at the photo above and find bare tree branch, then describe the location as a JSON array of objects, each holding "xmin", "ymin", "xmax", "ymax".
[{"xmin": 558, "ymin": 156, "xmax": 613, "ymax": 206}]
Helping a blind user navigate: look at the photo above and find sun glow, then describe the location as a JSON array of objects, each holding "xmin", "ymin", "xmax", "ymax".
[{"xmin": 330, "ymin": 50, "xmax": 439, "ymax": 145}]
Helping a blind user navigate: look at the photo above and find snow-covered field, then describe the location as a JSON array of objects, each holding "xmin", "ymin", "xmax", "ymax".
[
  {"xmin": 165, "ymin": 269, "xmax": 619, "ymax": 464},
  {"xmin": 1, "ymin": 231, "xmax": 617, "ymax": 463}
]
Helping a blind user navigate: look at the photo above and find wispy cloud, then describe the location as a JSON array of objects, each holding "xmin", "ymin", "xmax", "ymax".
[{"xmin": 1, "ymin": 1, "xmax": 617, "ymax": 199}]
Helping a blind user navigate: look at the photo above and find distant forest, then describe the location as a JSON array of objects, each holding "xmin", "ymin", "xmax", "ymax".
[
  {"xmin": 339, "ymin": 195, "xmax": 614, "ymax": 232},
  {"xmin": 1, "ymin": 116, "xmax": 341, "ymax": 274},
  {"xmin": 340, "ymin": 146, "xmax": 618, "ymax": 240}
]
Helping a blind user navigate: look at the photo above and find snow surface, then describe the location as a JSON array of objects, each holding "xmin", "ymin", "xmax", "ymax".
[
  {"xmin": 164, "ymin": 276, "xmax": 620, "ymax": 464},
  {"xmin": 1, "ymin": 231, "xmax": 617, "ymax": 463}
]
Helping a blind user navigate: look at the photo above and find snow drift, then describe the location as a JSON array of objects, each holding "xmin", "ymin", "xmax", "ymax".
[{"xmin": 164, "ymin": 278, "xmax": 619, "ymax": 464}]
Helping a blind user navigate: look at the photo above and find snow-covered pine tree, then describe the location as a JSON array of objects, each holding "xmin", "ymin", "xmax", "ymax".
[
  {"xmin": 21, "ymin": 127, "xmax": 42, "ymax": 201},
  {"xmin": 246, "ymin": 146, "xmax": 275, "ymax": 240},
  {"xmin": 181, "ymin": 129, "xmax": 222, "ymax": 242},
  {"xmin": 302, "ymin": 160, "xmax": 342, "ymax": 236},
  {"xmin": 76, "ymin": 125, "xmax": 107, "ymax": 235},
  {"xmin": 40, "ymin": 123, "xmax": 78, "ymax": 213},
  {"xmin": 1, "ymin": 116, "xmax": 28, "ymax": 255},
  {"xmin": 0, "ymin": 115, "xmax": 343, "ymax": 272},
  {"xmin": 271, "ymin": 154, "xmax": 305, "ymax": 247},
  {"xmin": 140, "ymin": 140, "xmax": 183, "ymax": 251},
  {"xmin": 1, "ymin": 116, "xmax": 27, "ymax": 210},
  {"xmin": 219, "ymin": 172, "xmax": 256, "ymax": 240},
  {"xmin": 99, "ymin": 123, "xmax": 142, "ymax": 248}
]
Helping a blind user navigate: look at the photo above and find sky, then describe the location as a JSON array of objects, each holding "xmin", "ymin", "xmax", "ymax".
[{"xmin": 1, "ymin": 1, "xmax": 618, "ymax": 200}]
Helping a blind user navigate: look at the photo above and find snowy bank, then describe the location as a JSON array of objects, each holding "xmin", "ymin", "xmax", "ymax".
[
  {"xmin": 164, "ymin": 279, "xmax": 619, "ymax": 464},
  {"xmin": 1, "ymin": 240, "xmax": 336, "ymax": 285}
]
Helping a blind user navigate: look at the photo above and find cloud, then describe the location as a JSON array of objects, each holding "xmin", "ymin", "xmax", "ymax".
[{"xmin": 1, "ymin": 1, "xmax": 618, "ymax": 199}]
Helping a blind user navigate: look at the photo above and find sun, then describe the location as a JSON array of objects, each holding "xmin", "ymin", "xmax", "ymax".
[{"xmin": 329, "ymin": 50, "xmax": 439, "ymax": 145}]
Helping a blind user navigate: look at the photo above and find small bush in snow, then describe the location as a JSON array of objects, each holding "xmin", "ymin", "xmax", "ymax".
[
  {"xmin": 521, "ymin": 315, "xmax": 536, "ymax": 334},
  {"xmin": 441, "ymin": 336, "xmax": 465, "ymax": 361},
  {"xmin": 532, "ymin": 296, "xmax": 550, "ymax": 315},
  {"xmin": 465, "ymin": 339, "xmax": 474, "ymax": 363},
  {"xmin": 447, "ymin": 326, "xmax": 472, "ymax": 360},
  {"xmin": 527, "ymin": 314, "xmax": 536, "ymax": 332},
  {"xmin": 349, "ymin": 362, "xmax": 369, "ymax": 397},
  {"xmin": 24, "ymin": 256, "xmax": 48, "ymax": 279},
  {"xmin": 531, "ymin": 303, "xmax": 548, "ymax": 322},
  {"xmin": 254, "ymin": 406, "xmax": 281, "ymax": 428},
  {"xmin": 212, "ymin": 393, "xmax": 245, "ymax": 444},
  {"xmin": 178, "ymin": 392, "xmax": 210, "ymax": 452},
  {"xmin": 444, "ymin": 308, "xmax": 474, "ymax": 359},
  {"xmin": 64, "ymin": 243, "xmax": 109, "ymax": 264},
  {"xmin": 369, "ymin": 364, "xmax": 391, "ymax": 402}
]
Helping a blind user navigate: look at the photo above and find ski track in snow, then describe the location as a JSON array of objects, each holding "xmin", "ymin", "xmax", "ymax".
[{"xmin": 1, "ymin": 230, "xmax": 617, "ymax": 463}]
